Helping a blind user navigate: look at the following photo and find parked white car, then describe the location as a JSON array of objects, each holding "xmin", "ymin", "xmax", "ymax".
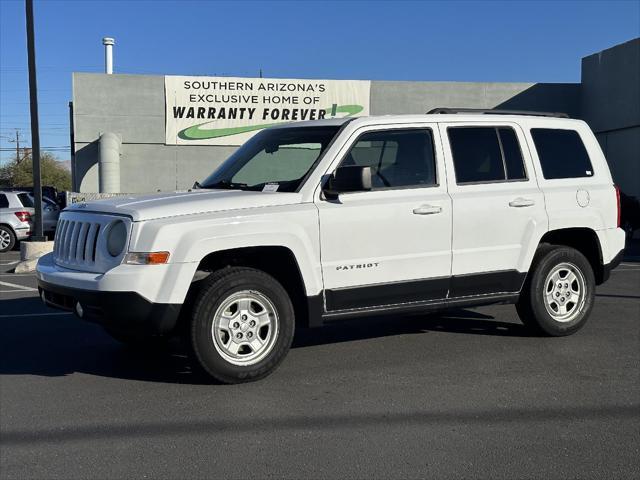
[
  {"xmin": 37, "ymin": 110, "xmax": 625, "ymax": 383},
  {"xmin": 0, "ymin": 190, "xmax": 60, "ymax": 235},
  {"xmin": 0, "ymin": 204, "xmax": 31, "ymax": 253}
]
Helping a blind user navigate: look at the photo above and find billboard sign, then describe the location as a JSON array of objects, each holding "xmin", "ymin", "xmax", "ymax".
[{"xmin": 165, "ymin": 75, "xmax": 370, "ymax": 145}]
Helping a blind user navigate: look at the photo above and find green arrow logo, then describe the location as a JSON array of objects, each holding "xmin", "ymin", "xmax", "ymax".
[{"xmin": 177, "ymin": 104, "xmax": 364, "ymax": 140}]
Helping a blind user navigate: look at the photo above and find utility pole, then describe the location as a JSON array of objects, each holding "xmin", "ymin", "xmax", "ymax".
[
  {"xmin": 15, "ymin": 130, "xmax": 20, "ymax": 163},
  {"xmin": 7, "ymin": 130, "xmax": 22, "ymax": 163},
  {"xmin": 25, "ymin": 0, "xmax": 45, "ymax": 241}
]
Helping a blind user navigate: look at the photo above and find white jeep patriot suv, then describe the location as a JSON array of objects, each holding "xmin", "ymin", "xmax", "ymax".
[{"xmin": 37, "ymin": 109, "xmax": 625, "ymax": 383}]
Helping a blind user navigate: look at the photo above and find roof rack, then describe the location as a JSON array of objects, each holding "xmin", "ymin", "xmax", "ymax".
[{"xmin": 427, "ymin": 107, "xmax": 569, "ymax": 118}]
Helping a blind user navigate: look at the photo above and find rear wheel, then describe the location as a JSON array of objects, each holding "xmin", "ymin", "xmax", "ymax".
[
  {"xmin": 189, "ymin": 267, "xmax": 294, "ymax": 384},
  {"xmin": 0, "ymin": 225, "xmax": 16, "ymax": 253},
  {"xmin": 516, "ymin": 245, "xmax": 595, "ymax": 336}
]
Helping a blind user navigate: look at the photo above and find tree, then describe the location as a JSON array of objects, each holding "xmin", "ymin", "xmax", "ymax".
[{"xmin": 0, "ymin": 151, "xmax": 71, "ymax": 191}]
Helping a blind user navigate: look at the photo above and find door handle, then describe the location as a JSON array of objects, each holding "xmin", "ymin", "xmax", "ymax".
[
  {"xmin": 509, "ymin": 198, "xmax": 535, "ymax": 208},
  {"xmin": 413, "ymin": 204, "xmax": 442, "ymax": 215}
]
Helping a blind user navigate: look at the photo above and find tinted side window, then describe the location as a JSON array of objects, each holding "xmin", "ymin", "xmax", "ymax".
[
  {"xmin": 17, "ymin": 193, "xmax": 34, "ymax": 208},
  {"xmin": 499, "ymin": 128, "xmax": 526, "ymax": 180},
  {"xmin": 342, "ymin": 129, "xmax": 436, "ymax": 189},
  {"xmin": 449, "ymin": 128, "xmax": 505, "ymax": 183},
  {"xmin": 449, "ymin": 127, "xmax": 527, "ymax": 183},
  {"xmin": 0, "ymin": 194, "xmax": 8, "ymax": 209},
  {"xmin": 531, "ymin": 129, "xmax": 594, "ymax": 179}
]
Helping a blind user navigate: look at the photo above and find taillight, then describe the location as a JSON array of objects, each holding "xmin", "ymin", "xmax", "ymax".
[
  {"xmin": 14, "ymin": 211, "xmax": 31, "ymax": 223},
  {"xmin": 615, "ymin": 185, "xmax": 621, "ymax": 228}
]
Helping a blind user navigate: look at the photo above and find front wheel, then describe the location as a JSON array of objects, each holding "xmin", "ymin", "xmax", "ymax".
[
  {"xmin": 189, "ymin": 267, "xmax": 295, "ymax": 384},
  {"xmin": 516, "ymin": 245, "xmax": 595, "ymax": 336}
]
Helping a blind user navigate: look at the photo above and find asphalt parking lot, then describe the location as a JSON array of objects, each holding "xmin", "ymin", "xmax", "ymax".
[{"xmin": 1, "ymin": 248, "xmax": 639, "ymax": 479}]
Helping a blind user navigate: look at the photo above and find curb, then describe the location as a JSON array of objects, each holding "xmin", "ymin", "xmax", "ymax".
[
  {"xmin": 15, "ymin": 240, "xmax": 55, "ymax": 273},
  {"xmin": 14, "ymin": 258, "xmax": 39, "ymax": 274}
]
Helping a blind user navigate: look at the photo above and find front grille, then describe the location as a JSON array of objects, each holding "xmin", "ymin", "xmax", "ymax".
[
  {"xmin": 53, "ymin": 211, "xmax": 130, "ymax": 273},
  {"xmin": 54, "ymin": 218, "xmax": 101, "ymax": 266}
]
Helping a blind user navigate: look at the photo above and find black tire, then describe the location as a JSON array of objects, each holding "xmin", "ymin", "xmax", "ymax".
[
  {"xmin": 516, "ymin": 245, "xmax": 595, "ymax": 336},
  {"xmin": 189, "ymin": 267, "xmax": 295, "ymax": 384},
  {"xmin": 0, "ymin": 225, "xmax": 16, "ymax": 253}
]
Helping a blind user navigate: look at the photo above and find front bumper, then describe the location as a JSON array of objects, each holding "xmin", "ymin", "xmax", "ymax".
[
  {"xmin": 36, "ymin": 252, "xmax": 197, "ymax": 304},
  {"xmin": 38, "ymin": 279, "xmax": 181, "ymax": 335},
  {"xmin": 35, "ymin": 252, "xmax": 197, "ymax": 336}
]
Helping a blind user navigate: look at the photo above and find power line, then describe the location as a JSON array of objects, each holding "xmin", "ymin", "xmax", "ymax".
[
  {"xmin": 0, "ymin": 146, "xmax": 70, "ymax": 150},
  {"xmin": 0, "ymin": 65, "xmax": 102, "ymax": 70},
  {"xmin": 0, "ymin": 113, "xmax": 70, "ymax": 117}
]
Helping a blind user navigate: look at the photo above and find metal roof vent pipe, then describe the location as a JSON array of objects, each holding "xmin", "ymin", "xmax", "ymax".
[
  {"xmin": 102, "ymin": 37, "xmax": 115, "ymax": 74},
  {"xmin": 99, "ymin": 132, "xmax": 121, "ymax": 193}
]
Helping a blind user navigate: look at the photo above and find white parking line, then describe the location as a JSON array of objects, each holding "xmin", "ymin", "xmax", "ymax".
[
  {"xmin": 0, "ymin": 261, "xmax": 19, "ymax": 265},
  {"xmin": 0, "ymin": 280, "xmax": 37, "ymax": 292}
]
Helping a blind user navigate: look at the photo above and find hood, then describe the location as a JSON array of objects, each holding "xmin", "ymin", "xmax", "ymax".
[{"xmin": 65, "ymin": 189, "xmax": 303, "ymax": 221}]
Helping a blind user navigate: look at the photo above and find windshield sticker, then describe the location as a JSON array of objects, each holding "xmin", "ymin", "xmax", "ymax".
[{"xmin": 262, "ymin": 183, "xmax": 280, "ymax": 193}]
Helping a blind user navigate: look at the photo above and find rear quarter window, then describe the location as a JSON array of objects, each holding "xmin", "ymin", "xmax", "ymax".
[
  {"xmin": 531, "ymin": 128, "xmax": 594, "ymax": 179},
  {"xmin": 17, "ymin": 193, "xmax": 34, "ymax": 208},
  {"xmin": 0, "ymin": 194, "xmax": 8, "ymax": 209}
]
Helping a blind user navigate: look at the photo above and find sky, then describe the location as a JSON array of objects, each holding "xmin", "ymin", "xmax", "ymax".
[{"xmin": 1, "ymin": 0, "xmax": 639, "ymax": 164}]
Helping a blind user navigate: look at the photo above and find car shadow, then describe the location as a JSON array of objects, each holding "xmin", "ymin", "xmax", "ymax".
[
  {"xmin": 0, "ymin": 297, "xmax": 210, "ymax": 384},
  {"xmin": 0, "ymin": 297, "xmax": 529, "ymax": 385},
  {"xmin": 292, "ymin": 309, "xmax": 530, "ymax": 349}
]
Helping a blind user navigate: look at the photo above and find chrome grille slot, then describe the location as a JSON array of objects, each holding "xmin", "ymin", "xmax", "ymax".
[
  {"xmin": 53, "ymin": 219, "xmax": 65, "ymax": 255},
  {"xmin": 76, "ymin": 223, "xmax": 90, "ymax": 261},
  {"xmin": 57, "ymin": 219, "xmax": 69, "ymax": 258},
  {"xmin": 62, "ymin": 221, "xmax": 74, "ymax": 260},
  {"xmin": 91, "ymin": 224, "xmax": 100, "ymax": 262},
  {"xmin": 84, "ymin": 223, "xmax": 99, "ymax": 262},
  {"xmin": 68, "ymin": 221, "xmax": 81, "ymax": 261}
]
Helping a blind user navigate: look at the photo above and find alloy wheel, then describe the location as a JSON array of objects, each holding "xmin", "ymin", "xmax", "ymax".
[
  {"xmin": 211, "ymin": 290, "xmax": 279, "ymax": 366},
  {"xmin": 543, "ymin": 262, "xmax": 587, "ymax": 322}
]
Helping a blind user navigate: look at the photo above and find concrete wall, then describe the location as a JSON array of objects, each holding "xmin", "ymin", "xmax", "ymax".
[
  {"xmin": 72, "ymin": 73, "xmax": 580, "ymax": 193},
  {"xmin": 72, "ymin": 38, "xmax": 638, "ymax": 197},
  {"xmin": 72, "ymin": 73, "xmax": 238, "ymax": 192},
  {"xmin": 581, "ymin": 38, "xmax": 640, "ymax": 197},
  {"xmin": 371, "ymin": 81, "xmax": 580, "ymax": 117}
]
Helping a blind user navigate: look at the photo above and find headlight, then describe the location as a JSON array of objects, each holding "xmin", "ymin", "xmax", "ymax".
[{"xmin": 106, "ymin": 220, "xmax": 127, "ymax": 257}]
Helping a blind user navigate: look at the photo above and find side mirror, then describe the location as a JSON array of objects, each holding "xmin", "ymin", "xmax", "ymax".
[{"xmin": 323, "ymin": 165, "xmax": 372, "ymax": 200}]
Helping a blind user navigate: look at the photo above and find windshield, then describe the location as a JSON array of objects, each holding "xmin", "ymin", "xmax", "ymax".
[{"xmin": 201, "ymin": 126, "xmax": 340, "ymax": 192}]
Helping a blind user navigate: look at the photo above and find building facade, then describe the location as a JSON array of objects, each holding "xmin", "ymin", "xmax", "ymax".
[{"xmin": 70, "ymin": 38, "xmax": 639, "ymax": 198}]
